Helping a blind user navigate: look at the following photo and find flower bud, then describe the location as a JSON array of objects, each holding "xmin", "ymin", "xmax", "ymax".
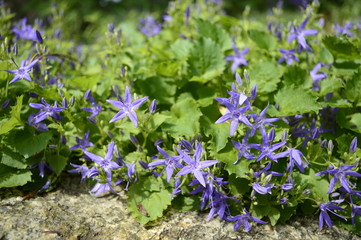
[
  {"xmin": 149, "ymin": 99, "xmax": 157, "ymax": 114},
  {"xmin": 1, "ymin": 99, "xmax": 10, "ymax": 109},
  {"xmin": 350, "ymin": 137, "xmax": 358, "ymax": 153},
  {"xmin": 36, "ymin": 30, "xmax": 43, "ymax": 44}
]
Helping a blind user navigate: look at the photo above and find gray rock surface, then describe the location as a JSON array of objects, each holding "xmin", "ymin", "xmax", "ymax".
[{"xmin": 0, "ymin": 176, "xmax": 360, "ymax": 240}]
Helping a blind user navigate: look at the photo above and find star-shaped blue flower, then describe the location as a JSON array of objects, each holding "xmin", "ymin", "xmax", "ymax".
[
  {"xmin": 107, "ymin": 86, "xmax": 148, "ymax": 127},
  {"xmin": 6, "ymin": 58, "xmax": 39, "ymax": 84},
  {"xmin": 176, "ymin": 143, "xmax": 218, "ymax": 187}
]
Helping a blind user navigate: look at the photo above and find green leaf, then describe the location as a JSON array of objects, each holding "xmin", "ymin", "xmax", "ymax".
[
  {"xmin": 249, "ymin": 61, "xmax": 282, "ymax": 93},
  {"xmin": 71, "ymin": 75, "xmax": 99, "ymax": 91},
  {"xmin": 283, "ymin": 65, "xmax": 312, "ymax": 89},
  {"xmin": 201, "ymin": 116, "xmax": 229, "ymax": 152},
  {"xmin": 343, "ymin": 67, "xmax": 361, "ymax": 105},
  {"xmin": 1, "ymin": 147, "xmax": 28, "ymax": 169},
  {"xmin": 147, "ymin": 113, "xmax": 171, "ymax": 132},
  {"xmin": 196, "ymin": 18, "xmax": 232, "ymax": 51},
  {"xmin": 11, "ymin": 130, "xmax": 53, "ymax": 157},
  {"xmin": 228, "ymin": 174, "xmax": 251, "ymax": 196},
  {"xmin": 155, "ymin": 60, "xmax": 183, "ymax": 77},
  {"xmin": 134, "ymin": 77, "xmax": 177, "ymax": 105},
  {"xmin": 293, "ymin": 168, "xmax": 329, "ymax": 202},
  {"xmin": 273, "ymin": 87, "xmax": 321, "ymax": 117},
  {"xmin": 188, "ymin": 37, "xmax": 225, "ymax": 82},
  {"xmin": 268, "ymin": 207, "xmax": 280, "ymax": 226},
  {"xmin": 349, "ymin": 113, "xmax": 361, "ymax": 133},
  {"xmin": 127, "ymin": 176, "xmax": 172, "ymax": 224},
  {"xmin": 248, "ymin": 29, "xmax": 277, "ymax": 50},
  {"xmin": 0, "ymin": 118, "xmax": 22, "ymax": 135},
  {"xmin": 161, "ymin": 94, "xmax": 202, "ymax": 138},
  {"xmin": 0, "ymin": 95, "xmax": 24, "ymax": 135},
  {"xmin": 323, "ymin": 36, "xmax": 361, "ymax": 60},
  {"xmin": 319, "ymin": 46, "xmax": 334, "ymax": 64},
  {"xmin": 172, "ymin": 195, "xmax": 201, "ymax": 211},
  {"xmin": 0, "ymin": 164, "xmax": 32, "ymax": 187},
  {"xmin": 46, "ymin": 155, "xmax": 67, "ymax": 176},
  {"xmin": 10, "ymin": 95, "xmax": 23, "ymax": 121},
  {"xmin": 215, "ymin": 142, "xmax": 252, "ymax": 177},
  {"xmin": 320, "ymin": 77, "xmax": 343, "ymax": 96},
  {"xmin": 170, "ymin": 39, "xmax": 193, "ymax": 60}
]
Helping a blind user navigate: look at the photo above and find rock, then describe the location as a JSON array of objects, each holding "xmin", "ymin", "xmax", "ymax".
[{"xmin": 0, "ymin": 176, "xmax": 360, "ymax": 240}]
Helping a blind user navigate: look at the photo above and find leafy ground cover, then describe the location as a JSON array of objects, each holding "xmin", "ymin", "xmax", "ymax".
[{"xmin": 1, "ymin": 0, "xmax": 361, "ymax": 235}]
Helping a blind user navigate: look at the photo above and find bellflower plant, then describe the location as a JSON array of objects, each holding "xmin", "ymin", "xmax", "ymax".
[
  {"xmin": 176, "ymin": 143, "xmax": 218, "ymax": 187},
  {"xmin": 277, "ymin": 49, "xmax": 299, "ymax": 65},
  {"xmin": 6, "ymin": 58, "xmax": 39, "ymax": 84},
  {"xmin": 139, "ymin": 16, "xmax": 162, "ymax": 37},
  {"xmin": 29, "ymin": 98, "xmax": 65, "ymax": 123},
  {"xmin": 315, "ymin": 165, "xmax": 361, "ymax": 193},
  {"xmin": 3, "ymin": 0, "xmax": 361, "ymax": 235},
  {"xmin": 148, "ymin": 146, "xmax": 183, "ymax": 183},
  {"xmin": 225, "ymin": 41, "xmax": 249, "ymax": 72},
  {"xmin": 319, "ymin": 200, "xmax": 347, "ymax": 229},
  {"xmin": 107, "ymin": 86, "xmax": 148, "ymax": 127},
  {"xmin": 288, "ymin": 16, "xmax": 318, "ymax": 51},
  {"xmin": 84, "ymin": 141, "xmax": 122, "ymax": 183},
  {"xmin": 228, "ymin": 209, "xmax": 267, "ymax": 232},
  {"xmin": 11, "ymin": 18, "xmax": 38, "ymax": 41}
]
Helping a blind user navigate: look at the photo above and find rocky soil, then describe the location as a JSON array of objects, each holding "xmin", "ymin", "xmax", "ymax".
[{"xmin": 0, "ymin": 176, "xmax": 360, "ymax": 240}]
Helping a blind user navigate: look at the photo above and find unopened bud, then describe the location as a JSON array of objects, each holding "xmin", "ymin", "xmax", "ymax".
[{"xmin": 36, "ymin": 30, "xmax": 43, "ymax": 44}]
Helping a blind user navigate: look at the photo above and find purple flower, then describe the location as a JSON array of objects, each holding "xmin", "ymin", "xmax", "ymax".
[
  {"xmin": 89, "ymin": 182, "xmax": 117, "ymax": 197},
  {"xmin": 280, "ymin": 197, "xmax": 288, "ymax": 204},
  {"xmin": 228, "ymin": 208, "xmax": 267, "ymax": 232},
  {"xmin": 225, "ymin": 41, "xmax": 249, "ymax": 72},
  {"xmin": 148, "ymin": 146, "xmax": 183, "ymax": 182},
  {"xmin": 139, "ymin": 16, "xmax": 162, "ymax": 37},
  {"xmin": 81, "ymin": 90, "xmax": 102, "ymax": 122},
  {"xmin": 268, "ymin": 22, "xmax": 283, "ymax": 40},
  {"xmin": 274, "ymin": 148, "xmax": 309, "ymax": 173},
  {"xmin": 185, "ymin": 6, "xmax": 191, "ymax": 23},
  {"xmin": 6, "ymin": 58, "xmax": 39, "ymax": 84},
  {"xmin": 319, "ymin": 199, "xmax": 347, "ymax": 229},
  {"xmin": 84, "ymin": 141, "xmax": 121, "ymax": 183},
  {"xmin": 69, "ymin": 130, "xmax": 95, "ymax": 151},
  {"xmin": 27, "ymin": 113, "xmax": 48, "ymax": 131},
  {"xmin": 11, "ymin": 18, "xmax": 38, "ymax": 41},
  {"xmin": 149, "ymin": 99, "xmax": 157, "ymax": 114},
  {"xmin": 189, "ymin": 172, "xmax": 228, "ymax": 210},
  {"xmin": 125, "ymin": 162, "xmax": 137, "ymax": 190},
  {"xmin": 176, "ymin": 143, "xmax": 218, "ymax": 187},
  {"xmin": 232, "ymin": 133, "xmax": 258, "ymax": 165},
  {"xmin": 291, "ymin": 118, "xmax": 320, "ymax": 147},
  {"xmin": 206, "ymin": 191, "xmax": 233, "ymax": 221},
  {"xmin": 281, "ymin": 177, "xmax": 294, "ymax": 191},
  {"xmin": 278, "ymin": 49, "xmax": 299, "ymax": 65},
  {"xmin": 351, "ymin": 204, "xmax": 361, "ymax": 226},
  {"xmin": 250, "ymin": 104, "xmax": 279, "ymax": 139},
  {"xmin": 107, "ymin": 86, "xmax": 148, "ymax": 127},
  {"xmin": 30, "ymin": 161, "xmax": 53, "ymax": 178},
  {"xmin": 254, "ymin": 136, "xmax": 287, "ymax": 162},
  {"xmin": 310, "ymin": 63, "xmax": 327, "ymax": 90},
  {"xmin": 172, "ymin": 177, "xmax": 182, "ymax": 198},
  {"xmin": 68, "ymin": 163, "xmax": 91, "ymax": 183},
  {"xmin": 29, "ymin": 98, "xmax": 65, "ymax": 123},
  {"xmin": 334, "ymin": 22, "xmax": 353, "ymax": 37},
  {"xmin": 252, "ymin": 182, "xmax": 273, "ymax": 195},
  {"xmin": 350, "ymin": 137, "xmax": 357, "ymax": 153},
  {"xmin": 1, "ymin": 99, "xmax": 10, "ymax": 109},
  {"xmin": 315, "ymin": 164, "xmax": 361, "ymax": 193},
  {"xmin": 215, "ymin": 101, "xmax": 252, "ymax": 137},
  {"xmin": 253, "ymin": 162, "xmax": 283, "ymax": 179},
  {"xmin": 288, "ymin": 17, "xmax": 318, "ymax": 51}
]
